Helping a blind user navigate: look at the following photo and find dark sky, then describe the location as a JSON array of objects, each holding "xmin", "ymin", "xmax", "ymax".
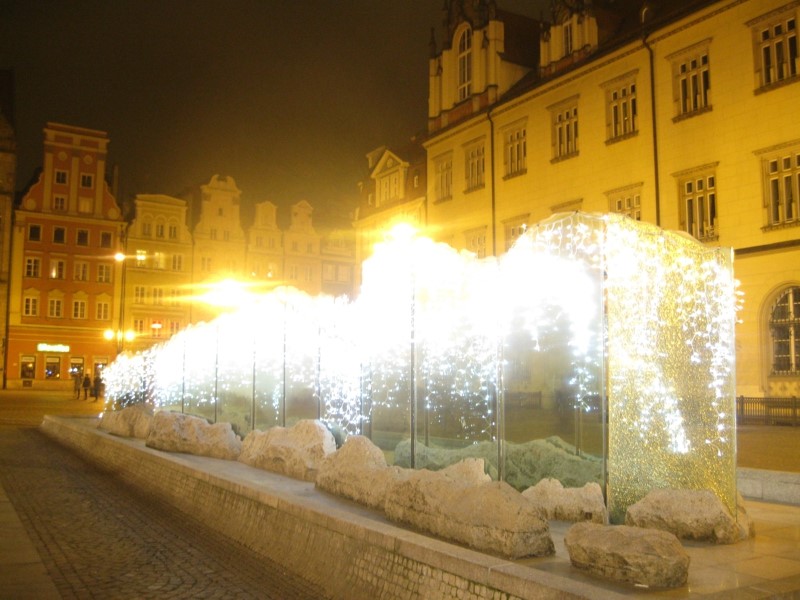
[{"xmin": 1, "ymin": 0, "xmax": 544, "ymax": 225}]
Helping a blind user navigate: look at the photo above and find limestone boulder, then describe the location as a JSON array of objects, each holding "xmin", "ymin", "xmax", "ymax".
[
  {"xmin": 384, "ymin": 459, "xmax": 554, "ymax": 559},
  {"xmin": 565, "ymin": 522, "xmax": 689, "ymax": 588},
  {"xmin": 315, "ymin": 435, "xmax": 408, "ymax": 509},
  {"xmin": 522, "ymin": 478, "xmax": 608, "ymax": 523},
  {"xmin": 625, "ymin": 488, "xmax": 752, "ymax": 544},
  {"xmin": 238, "ymin": 419, "xmax": 336, "ymax": 482},
  {"xmin": 99, "ymin": 403, "xmax": 154, "ymax": 439},
  {"xmin": 145, "ymin": 411, "xmax": 242, "ymax": 460}
]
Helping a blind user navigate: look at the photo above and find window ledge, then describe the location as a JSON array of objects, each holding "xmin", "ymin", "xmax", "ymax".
[
  {"xmin": 762, "ymin": 220, "xmax": 800, "ymax": 233},
  {"xmin": 433, "ymin": 195, "xmax": 453, "ymax": 205},
  {"xmin": 755, "ymin": 74, "xmax": 800, "ymax": 96},
  {"xmin": 463, "ymin": 184, "xmax": 486, "ymax": 194},
  {"xmin": 503, "ymin": 169, "xmax": 527, "ymax": 181},
  {"xmin": 672, "ymin": 105, "xmax": 712, "ymax": 123},
  {"xmin": 550, "ymin": 151, "xmax": 579, "ymax": 164},
  {"xmin": 605, "ymin": 130, "xmax": 639, "ymax": 146}
]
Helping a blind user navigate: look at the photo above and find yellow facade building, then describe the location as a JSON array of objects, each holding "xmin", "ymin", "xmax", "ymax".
[{"xmin": 423, "ymin": 0, "xmax": 800, "ymax": 397}]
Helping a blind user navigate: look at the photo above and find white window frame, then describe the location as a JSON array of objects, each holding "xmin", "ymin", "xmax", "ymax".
[
  {"xmin": 25, "ymin": 257, "xmax": 41, "ymax": 278},
  {"xmin": 669, "ymin": 40, "xmax": 712, "ymax": 119},
  {"xmin": 72, "ymin": 300, "xmax": 87, "ymax": 319},
  {"xmin": 549, "ymin": 97, "xmax": 579, "ymax": 160},
  {"xmin": 23, "ymin": 296, "xmax": 38, "ymax": 317},
  {"xmin": 603, "ymin": 72, "xmax": 638, "ymax": 141},
  {"xmin": 464, "ymin": 141, "xmax": 485, "ymax": 192},
  {"xmin": 760, "ymin": 143, "xmax": 800, "ymax": 228},
  {"xmin": 676, "ymin": 165, "xmax": 719, "ymax": 241},
  {"xmin": 97, "ymin": 263, "xmax": 112, "ymax": 283},
  {"xmin": 769, "ymin": 286, "xmax": 800, "ymax": 375},
  {"xmin": 434, "ymin": 154, "xmax": 453, "ymax": 202},
  {"xmin": 750, "ymin": 8, "xmax": 798, "ymax": 89},
  {"xmin": 504, "ymin": 123, "xmax": 527, "ymax": 178},
  {"xmin": 96, "ymin": 301, "xmax": 110, "ymax": 320},
  {"xmin": 48, "ymin": 298, "xmax": 63, "ymax": 318}
]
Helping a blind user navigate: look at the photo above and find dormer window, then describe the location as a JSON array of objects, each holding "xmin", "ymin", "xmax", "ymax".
[{"xmin": 458, "ymin": 28, "xmax": 472, "ymax": 101}]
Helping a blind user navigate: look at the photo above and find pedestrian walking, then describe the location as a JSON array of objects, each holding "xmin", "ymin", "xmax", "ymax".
[
  {"xmin": 92, "ymin": 373, "xmax": 102, "ymax": 401},
  {"xmin": 82, "ymin": 373, "xmax": 91, "ymax": 400},
  {"xmin": 73, "ymin": 371, "xmax": 82, "ymax": 399}
]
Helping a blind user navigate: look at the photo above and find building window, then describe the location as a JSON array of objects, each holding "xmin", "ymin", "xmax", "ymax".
[
  {"xmin": 751, "ymin": 10, "xmax": 798, "ymax": 89},
  {"xmin": 504, "ymin": 125, "xmax": 527, "ymax": 177},
  {"xmin": 23, "ymin": 296, "xmax": 38, "ymax": 317},
  {"xmin": 45, "ymin": 356, "xmax": 61, "ymax": 379},
  {"xmin": 763, "ymin": 148, "xmax": 800, "ymax": 227},
  {"xmin": 25, "ymin": 257, "xmax": 40, "ymax": 278},
  {"xmin": 323, "ymin": 264, "xmax": 335, "ymax": 282},
  {"xmin": 48, "ymin": 298, "xmax": 63, "ymax": 318},
  {"xmin": 678, "ymin": 167, "xmax": 718, "ymax": 241},
  {"xmin": 465, "ymin": 226, "xmax": 487, "ymax": 258},
  {"xmin": 168, "ymin": 224, "xmax": 178, "ymax": 239},
  {"xmin": 171, "ymin": 255, "xmax": 183, "ymax": 271},
  {"xmin": 608, "ymin": 185, "xmax": 643, "ymax": 221},
  {"xmin": 133, "ymin": 319, "xmax": 145, "ymax": 334},
  {"xmin": 80, "ymin": 174, "xmax": 93, "ymax": 188},
  {"xmin": 551, "ymin": 100, "xmax": 579, "ymax": 160},
  {"xmin": 210, "ymin": 228, "xmax": 217, "ymax": 240},
  {"xmin": 223, "ymin": 230, "xmax": 231, "ymax": 241},
  {"xmin": 770, "ymin": 286, "xmax": 800, "ymax": 375},
  {"xmin": 134, "ymin": 286, "xmax": 146, "ymax": 304},
  {"xmin": 50, "ymin": 259, "xmax": 66, "ymax": 280},
  {"xmin": 77, "ymin": 229, "xmax": 89, "ymax": 246},
  {"xmin": 201, "ymin": 257, "xmax": 212, "ymax": 271},
  {"xmin": 100, "ymin": 232, "xmax": 112, "ymax": 248},
  {"xmin": 53, "ymin": 196, "xmax": 66, "ymax": 211},
  {"xmin": 53, "ymin": 226, "xmax": 66, "ymax": 244},
  {"xmin": 604, "ymin": 75, "xmax": 637, "ymax": 141},
  {"xmin": 28, "ymin": 224, "xmax": 41, "ymax": 241},
  {"xmin": 670, "ymin": 42, "xmax": 711, "ymax": 118},
  {"xmin": 457, "ymin": 28, "xmax": 472, "ymax": 102},
  {"xmin": 97, "ymin": 263, "xmax": 112, "ymax": 283},
  {"xmin": 96, "ymin": 301, "xmax": 110, "ymax": 320},
  {"xmin": 504, "ymin": 216, "xmax": 528, "ymax": 252},
  {"xmin": 464, "ymin": 142, "xmax": 485, "ymax": 192},
  {"xmin": 151, "ymin": 320, "xmax": 163, "ymax": 338},
  {"xmin": 55, "ymin": 170, "xmax": 67, "ymax": 185},
  {"xmin": 74, "ymin": 261, "xmax": 89, "ymax": 281},
  {"xmin": 155, "ymin": 223, "xmax": 165, "ymax": 238},
  {"xmin": 563, "ymin": 22, "xmax": 573, "ymax": 56},
  {"xmin": 20, "ymin": 356, "xmax": 35, "ymax": 379},
  {"xmin": 135, "ymin": 250, "xmax": 147, "ymax": 266},
  {"xmin": 169, "ymin": 321, "xmax": 181, "ymax": 336},
  {"xmin": 153, "ymin": 252, "xmax": 165, "ymax": 270},
  {"xmin": 142, "ymin": 222, "xmax": 152, "ymax": 237},
  {"xmin": 169, "ymin": 289, "xmax": 180, "ymax": 306},
  {"xmin": 434, "ymin": 154, "xmax": 453, "ymax": 202},
  {"xmin": 72, "ymin": 300, "xmax": 87, "ymax": 319},
  {"xmin": 337, "ymin": 266, "xmax": 351, "ymax": 283},
  {"xmin": 152, "ymin": 288, "xmax": 163, "ymax": 305}
]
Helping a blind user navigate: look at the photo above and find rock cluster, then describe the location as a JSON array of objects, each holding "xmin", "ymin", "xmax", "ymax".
[
  {"xmin": 99, "ymin": 403, "xmax": 154, "ymax": 439},
  {"xmin": 315, "ymin": 435, "xmax": 408, "ymax": 509},
  {"xmin": 145, "ymin": 411, "xmax": 242, "ymax": 460},
  {"xmin": 522, "ymin": 478, "xmax": 607, "ymax": 523},
  {"xmin": 239, "ymin": 420, "xmax": 336, "ymax": 481},
  {"xmin": 565, "ymin": 522, "xmax": 690, "ymax": 588},
  {"xmin": 625, "ymin": 488, "xmax": 754, "ymax": 544}
]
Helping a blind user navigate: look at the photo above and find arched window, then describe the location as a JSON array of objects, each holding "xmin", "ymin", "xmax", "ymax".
[
  {"xmin": 458, "ymin": 29, "xmax": 472, "ymax": 101},
  {"xmin": 770, "ymin": 286, "xmax": 800, "ymax": 374}
]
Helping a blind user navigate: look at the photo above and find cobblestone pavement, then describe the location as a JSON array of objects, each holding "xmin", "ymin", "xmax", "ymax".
[{"xmin": 0, "ymin": 428, "xmax": 328, "ymax": 599}]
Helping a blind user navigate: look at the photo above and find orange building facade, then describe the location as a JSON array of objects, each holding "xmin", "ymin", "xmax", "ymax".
[{"xmin": 5, "ymin": 123, "xmax": 125, "ymax": 390}]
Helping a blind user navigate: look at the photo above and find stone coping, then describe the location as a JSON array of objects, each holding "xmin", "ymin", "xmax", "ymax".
[
  {"xmin": 737, "ymin": 466, "xmax": 800, "ymax": 505},
  {"xmin": 40, "ymin": 416, "xmax": 622, "ymax": 600}
]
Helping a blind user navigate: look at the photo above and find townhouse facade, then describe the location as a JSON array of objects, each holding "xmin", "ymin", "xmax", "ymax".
[
  {"xmin": 420, "ymin": 0, "xmax": 800, "ymax": 398},
  {"xmin": 5, "ymin": 123, "xmax": 126, "ymax": 389}
]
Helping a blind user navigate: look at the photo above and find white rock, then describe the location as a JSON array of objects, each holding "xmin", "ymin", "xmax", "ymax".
[
  {"xmin": 315, "ymin": 435, "xmax": 407, "ymax": 509},
  {"xmin": 522, "ymin": 478, "xmax": 608, "ymax": 523},
  {"xmin": 384, "ymin": 459, "xmax": 554, "ymax": 559},
  {"xmin": 625, "ymin": 488, "xmax": 751, "ymax": 544},
  {"xmin": 565, "ymin": 522, "xmax": 689, "ymax": 588},
  {"xmin": 99, "ymin": 403, "xmax": 154, "ymax": 439},
  {"xmin": 238, "ymin": 419, "xmax": 336, "ymax": 482},
  {"xmin": 145, "ymin": 411, "xmax": 241, "ymax": 460}
]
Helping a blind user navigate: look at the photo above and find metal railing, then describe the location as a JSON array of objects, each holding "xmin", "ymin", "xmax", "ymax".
[{"xmin": 737, "ymin": 396, "xmax": 800, "ymax": 426}]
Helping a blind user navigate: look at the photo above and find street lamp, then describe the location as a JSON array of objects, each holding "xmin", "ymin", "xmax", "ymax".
[{"xmin": 111, "ymin": 251, "xmax": 133, "ymax": 353}]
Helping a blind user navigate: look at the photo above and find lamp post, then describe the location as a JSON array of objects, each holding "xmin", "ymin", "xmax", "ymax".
[{"xmin": 107, "ymin": 251, "xmax": 134, "ymax": 354}]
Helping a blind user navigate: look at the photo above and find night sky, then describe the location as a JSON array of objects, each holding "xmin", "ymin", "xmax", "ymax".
[{"xmin": 1, "ymin": 1, "xmax": 544, "ymax": 225}]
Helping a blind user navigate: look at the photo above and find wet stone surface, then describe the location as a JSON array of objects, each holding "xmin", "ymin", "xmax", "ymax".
[{"xmin": 0, "ymin": 428, "xmax": 326, "ymax": 599}]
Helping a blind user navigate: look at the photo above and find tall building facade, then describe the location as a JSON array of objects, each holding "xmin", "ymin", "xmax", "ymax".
[
  {"xmin": 421, "ymin": 0, "xmax": 800, "ymax": 397},
  {"xmin": 122, "ymin": 194, "xmax": 193, "ymax": 353},
  {"xmin": 352, "ymin": 143, "xmax": 427, "ymax": 287},
  {"xmin": 6, "ymin": 123, "xmax": 125, "ymax": 389}
]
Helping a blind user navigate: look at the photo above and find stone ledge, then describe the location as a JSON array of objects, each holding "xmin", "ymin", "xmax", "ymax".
[
  {"xmin": 40, "ymin": 416, "xmax": 624, "ymax": 600},
  {"xmin": 737, "ymin": 467, "xmax": 800, "ymax": 505}
]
